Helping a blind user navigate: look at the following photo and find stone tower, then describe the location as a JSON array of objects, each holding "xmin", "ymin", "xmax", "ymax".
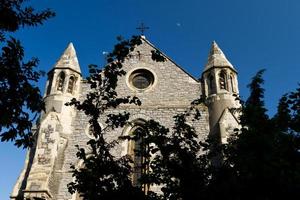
[
  {"xmin": 11, "ymin": 37, "xmax": 240, "ymax": 199},
  {"xmin": 201, "ymin": 41, "xmax": 240, "ymax": 143},
  {"xmin": 11, "ymin": 43, "xmax": 82, "ymax": 199}
]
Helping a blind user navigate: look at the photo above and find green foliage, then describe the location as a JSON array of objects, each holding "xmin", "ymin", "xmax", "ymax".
[
  {"xmin": 210, "ymin": 70, "xmax": 300, "ymax": 200},
  {"xmin": 0, "ymin": 0, "xmax": 55, "ymax": 147}
]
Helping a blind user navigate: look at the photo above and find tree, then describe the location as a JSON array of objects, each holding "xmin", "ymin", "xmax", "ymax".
[
  {"xmin": 286, "ymin": 85, "xmax": 300, "ymax": 133},
  {"xmin": 0, "ymin": 0, "xmax": 55, "ymax": 147},
  {"xmin": 66, "ymin": 34, "xmax": 211, "ymax": 200},
  {"xmin": 67, "ymin": 36, "xmax": 147, "ymax": 200},
  {"xmin": 125, "ymin": 105, "xmax": 211, "ymax": 200},
  {"xmin": 208, "ymin": 70, "xmax": 300, "ymax": 200},
  {"xmin": 66, "ymin": 33, "xmax": 300, "ymax": 200}
]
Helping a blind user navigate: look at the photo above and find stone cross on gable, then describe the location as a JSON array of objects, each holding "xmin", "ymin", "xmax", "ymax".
[{"xmin": 136, "ymin": 22, "xmax": 149, "ymax": 35}]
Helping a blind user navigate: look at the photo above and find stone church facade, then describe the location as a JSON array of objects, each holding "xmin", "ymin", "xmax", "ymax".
[{"xmin": 11, "ymin": 36, "xmax": 240, "ymax": 200}]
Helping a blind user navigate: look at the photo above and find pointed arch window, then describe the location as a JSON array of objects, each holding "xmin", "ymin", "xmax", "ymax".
[
  {"xmin": 67, "ymin": 76, "xmax": 76, "ymax": 93},
  {"xmin": 46, "ymin": 73, "xmax": 53, "ymax": 95},
  {"xmin": 56, "ymin": 72, "xmax": 65, "ymax": 92},
  {"xmin": 208, "ymin": 74, "xmax": 215, "ymax": 94},
  {"xmin": 219, "ymin": 70, "xmax": 228, "ymax": 90},
  {"xmin": 128, "ymin": 126, "xmax": 149, "ymax": 192}
]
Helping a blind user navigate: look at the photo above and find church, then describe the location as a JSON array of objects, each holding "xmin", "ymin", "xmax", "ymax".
[{"xmin": 11, "ymin": 36, "xmax": 240, "ymax": 200}]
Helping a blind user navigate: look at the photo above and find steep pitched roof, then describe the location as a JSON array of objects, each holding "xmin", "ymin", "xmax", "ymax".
[
  {"xmin": 141, "ymin": 36, "xmax": 199, "ymax": 82},
  {"xmin": 204, "ymin": 41, "xmax": 235, "ymax": 72},
  {"xmin": 53, "ymin": 42, "xmax": 81, "ymax": 74}
]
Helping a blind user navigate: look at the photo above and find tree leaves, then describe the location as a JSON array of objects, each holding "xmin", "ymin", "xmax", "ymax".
[
  {"xmin": 151, "ymin": 50, "xmax": 166, "ymax": 62},
  {"xmin": 0, "ymin": 38, "xmax": 44, "ymax": 147},
  {"xmin": 0, "ymin": 0, "xmax": 55, "ymax": 34},
  {"xmin": 0, "ymin": 0, "xmax": 54, "ymax": 147},
  {"xmin": 67, "ymin": 33, "xmax": 300, "ymax": 200},
  {"xmin": 211, "ymin": 70, "xmax": 300, "ymax": 200},
  {"xmin": 67, "ymin": 36, "xmax": 145, "ymax": 200}
]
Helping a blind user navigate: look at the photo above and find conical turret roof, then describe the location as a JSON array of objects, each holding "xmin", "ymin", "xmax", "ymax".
[
  {"xmin": 53, "ymin": 42, "xmax": 81, "ymax": 74},
  {"xmin": 204, "ymin": 41, "xmax": 235, "ymax": 72}
]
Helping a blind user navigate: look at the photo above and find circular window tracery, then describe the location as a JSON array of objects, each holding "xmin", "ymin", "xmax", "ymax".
[{"xmin": 129, "ymin": 69, "xmax": 154, "ymax": 90}]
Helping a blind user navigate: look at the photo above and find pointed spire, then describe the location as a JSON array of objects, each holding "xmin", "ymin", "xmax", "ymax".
[
  {"xmin": 204, "ymin": 41, "xmax": 235, "ymax": 72},
  {"xmin": 53, "ymin": 42, "xmax": 81, "ymax": 74}
]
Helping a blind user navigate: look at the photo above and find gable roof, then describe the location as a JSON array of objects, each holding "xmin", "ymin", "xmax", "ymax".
[{"xmin": 141, "ymin": 36, "xmax": 199, "ymax": 82}]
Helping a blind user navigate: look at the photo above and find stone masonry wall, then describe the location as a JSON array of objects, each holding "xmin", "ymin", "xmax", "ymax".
[{"xmin": 53, "ymin": 39, "xmax": 210, "ymax": 199}]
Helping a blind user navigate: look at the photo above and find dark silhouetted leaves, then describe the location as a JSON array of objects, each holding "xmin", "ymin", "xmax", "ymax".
[
  {"xmin": 67, "ymin": 36, "xmax": 146, "ymax": 200},
  {"xmin": 209, "ymin": 70, "xmax": 300, "ymax": 200},
  {"xmin": 0, "ymin": 0, "xmax": 54, "ymax": 147},
  {"xmin": 151, "ymin": 50, "xmax": 166, "ymax": 62}
]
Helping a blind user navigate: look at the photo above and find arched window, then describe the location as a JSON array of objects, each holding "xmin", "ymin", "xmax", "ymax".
[
  {"xmin": 219, "ymin": 70, "xmax": 227, "ymax": 90},
  {"xmin": 208, "ymin": 74, "xmax": 215, "ymax": 94},
  {"xmin": 56, "ymin": 72, "xmax": 65, "ymax": 92},
  {"xmin": 46, "ymin": 73, "xmax": 53, "ymax": 95},
  {"xmin": 67, "ymin": 76, "xmax": 76, "ymax": 93},
  {"xmin": 230, "ymin": 74, "xmax": 235, "ymax": 93},
  {"xmin": 128, "ymin": 126, "xmax": 149, "ymax": 191}
]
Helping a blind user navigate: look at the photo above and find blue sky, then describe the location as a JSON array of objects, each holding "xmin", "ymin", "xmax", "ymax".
[{"xmin": 1, "ymin": 0, "xmax": 300, "ymax": 199}]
